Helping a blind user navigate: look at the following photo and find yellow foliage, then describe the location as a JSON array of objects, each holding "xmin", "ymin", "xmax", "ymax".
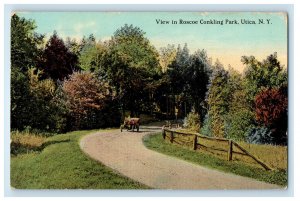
[
  {"xmin": 11, "ymin": 131, "xmax": 46, "ymax": 149},
  {"xmin": 28, "ymin": 67, "xmax": 56, "ymax": 97}
]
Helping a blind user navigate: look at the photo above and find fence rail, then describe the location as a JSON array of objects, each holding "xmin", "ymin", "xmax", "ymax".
[{"xmin": 162, "ymin": 128, "xmax": 272, "ymax": 171}]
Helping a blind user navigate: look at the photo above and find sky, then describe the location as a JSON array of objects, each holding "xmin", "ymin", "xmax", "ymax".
[{"xmin": 17, "ymin": 12, "xmax": 287, "ymax": 72}]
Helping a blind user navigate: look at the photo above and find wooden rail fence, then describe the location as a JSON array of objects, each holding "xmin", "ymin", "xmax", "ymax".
[{"xmin": 162, "ymin": 128, "xmax": 272, "ymax": 171}]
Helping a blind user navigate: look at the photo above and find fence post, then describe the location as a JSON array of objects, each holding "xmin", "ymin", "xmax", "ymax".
[
  {"xmin": 193, "ymin": 135, "xmax": 197, "ymax": 150},
  {"xmin": 228, "ymin": 140, "xmax": 233, "ymax": 161},
  {"xmin": 170, "ymin": 131, "xmax": 174, "ymax": 143},
  {"xmin": 162, "ymin": 129, "xmax": 166, "ymax": 139}
]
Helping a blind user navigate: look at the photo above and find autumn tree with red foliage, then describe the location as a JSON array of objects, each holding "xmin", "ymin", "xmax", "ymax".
[
  {"xmin": 255, "ymin": 86, "xmax": 288, "ymax": 144},
  {"xmin": 39, "ymin": 32, "xmax": 79, "ymax": 81}
]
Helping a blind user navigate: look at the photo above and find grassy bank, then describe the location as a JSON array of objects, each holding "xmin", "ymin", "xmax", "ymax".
[
  {"xmin": 173, "ymin": 129, "xmax": 287, "ymax": 170},
  {"xmin": 11, "ymin": 130, "xmax": 149, "ymax": 189},
  {"xmin": 143, "ymin": 133, "xmax": 287, "ymax": 186}
]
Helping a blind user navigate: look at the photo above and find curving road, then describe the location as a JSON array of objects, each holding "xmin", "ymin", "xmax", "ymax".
[{"xmin": 80, "ymin": 123, "xmax": 282, "ymax": 189}]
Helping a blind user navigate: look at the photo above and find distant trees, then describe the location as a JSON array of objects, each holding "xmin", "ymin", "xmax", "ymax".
[
  {"xmin": 184, "ymin": 50, "xmax": 211, "ymax": 119},
  {"xmin": 159, "ymin": 44, "xmax": 177, "ymax": 73},
  {"xmin": 202, "ymin": 53, "xmax": 287, "ymax": 144},
  {"xmin": 166, "ymin": 45, "xmax": 211, "ymax": 120},
  {"xmin": 168, "ymin": 44, "xmax": 190, "ymax": 96}
]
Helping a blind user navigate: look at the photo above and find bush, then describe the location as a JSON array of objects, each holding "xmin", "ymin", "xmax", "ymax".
[
  {"xmin": 63, "ymin": 71, "xmax": 120, "ymax": 130},
  {"xmin": 200, "ymin": 114, "xmax": 212, "ymax": 136},
  {"xmin": 246, "ymin": 127, "xmax": 273, "ymax": 145},
  {"xmin": 11, "ymin": 130, "xmax": 46, "ymax": 155},
  {"xmin": 224, "ymin": 109, "xmax": 255, "ymax": 141},
  {"xmin": 183, "ymin": 111, "xmax": 200, "ymax": 132},
  {"xmin": 255, "ymin": 86, "xmax": 288, "ymax": 145}
]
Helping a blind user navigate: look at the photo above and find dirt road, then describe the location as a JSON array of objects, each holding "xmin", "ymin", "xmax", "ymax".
[{"xmin": 80, "ymin": 124, "xmax": 281, "ymax": 189}]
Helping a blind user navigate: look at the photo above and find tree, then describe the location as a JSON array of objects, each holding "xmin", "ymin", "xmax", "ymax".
[
  {"xmin": 11, "ymin": 67, "xmax": 68, "ymax": 132},
  {"xmin": 254, "ymin": 86, "xmax": 288, "ymax": 144},
  {"xmin": 62, "ymin": 71, "xmax": 118, "ymax": 130},
  {"xmin": 27, "ymin": 68, "xmax": 68, "ymax": 132},
  {"xmin": 79, "ymin": 40, "xmax": 108, "ymax": 72},
  {"xmin": 11, "ymin": 14, "xmax": 67, "ymax": 132},
  {"xmin": 224, "ymin": 68, "xmax": 255, "ymax": 140},
  {"xmin": 242, "ymin": 52, "xmax": 287, "ymax": 105},
  {"xmin": 11, "ymin": 14, "xmax": 44, "ymax": 72},
  {"xmin": 168, "ymin": 44, "xmax": 190, "ymax": 93},
  {"xmin": 112, "ymin": 24, "xmax": 159, "ymax": 73},
  {"xmin": 159, "ymin": 44, "xmax": 177, "ymax": 73},
  {"xmin": 65, "ymin": 37, "xmax": 81, "ymax": 57},
  {"xmin": 206, "ymin": 61, "xmax": 230, "ymax": 138},
  {"xmin": 183, "ymin": 49, "xmax": 211, "ymax": 119},
  {"xmin": 103, "ymin": 24, "xmax": 160, "ymax": 117},
  {"xmin": 11, "ymin": 67, "xmax": 32, "ymax": 130},
  {"xmin": 241, "ymin": 53, "xmax": 288, "ymax": 144},
  {"xmin": 39, "ymin": 32, "xmax": 79, "ymax": 80},
  {"xmin": 166, "ymin": 44, "xmax": 190, "ymax": 118}
]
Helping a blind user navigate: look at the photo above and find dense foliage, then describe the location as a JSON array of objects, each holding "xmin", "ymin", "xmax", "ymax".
[
  {"xmin": 183, "ymin": 111, "xmax": 201, "ymax": 132},
  {"xmin": 254, "ymin": 86, "xmax": 288, "ymax": 144},
  {"xmin": 11, "ymin": 14, "xmax": 44, "ymax": 72},
  {"xmin": 39, "ymin": 32, "xmax": 79, "ymax": 80},
  {"xmin": 11, "ymin": 14, "xmax": 288, "ymax": 145},
  {"xmin": 62, "ymin": 72, "xmax": 120, "ymax": 130}
]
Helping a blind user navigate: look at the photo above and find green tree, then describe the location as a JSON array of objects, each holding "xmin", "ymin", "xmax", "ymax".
[
  {"xmin": 206, "ymin": 61, "xmax": 230, "ymax": 138},
  {"xmin": 224, "ymin": 68, "xmax": 255, "ymax": 140},
  {"xmin": 184, "ymin": 49, "xmax": 211, "ymax": 119},
  {"xmin": 11, "ymin": 68, "xmax": 32, "ymax": 130},
  {"xmin": 159, "ymin": 44, "xmax": 177, "ymax": 73},
  {"xmin": 11, "ymin": 14, "xmax": 44, "ymax": 72},
  {"xmin": 242, "ymin": 52, "xmax": 287, "ymax": 105},
  {"xmin": 11, "ymin": 67, "xmax": 68, "ymax": 132},
  {"xmin": 166, "ymin": 44, "xmax": 190, "ymax": 118},
  {"xmin": 65, "ymin": 37, "xmax": 81, "ymax": 57},
  {"xmin": 79, "ymin": 40, "xmax": 108, "ymax": 72},
  {"xmin": 103, "ymin": 24, "xmax": 160, "ymax": 117},
  {"xmin": 27, "ymin": 68, "xmax": 68, "ymax": 132}
]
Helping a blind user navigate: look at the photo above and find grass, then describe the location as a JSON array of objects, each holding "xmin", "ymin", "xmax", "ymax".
[
  {"xmin": 165, "ymin": 130, "xmax": 287, "ymax": 170},
  {"xmin": 11, "ymin": 129, "xmax": 150, "ymax": 189},
  {"xmin": 143, "ymin": 133, "xmax": 287, "ymax": 186},
  {"xmin": 237, "ymin": 141, "xmax": 287, "ymax": 170},
  {"xmin": 11, "ymin": 130, "xmax": 47, "ymax": 155}
]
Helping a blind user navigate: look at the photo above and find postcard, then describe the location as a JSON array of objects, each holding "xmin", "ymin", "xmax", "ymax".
[{"xmin": 10, "ymin": 11, "xmax": 288, "ymax": 190}]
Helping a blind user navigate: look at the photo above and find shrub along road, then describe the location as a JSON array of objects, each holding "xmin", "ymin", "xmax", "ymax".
[{"xmin": 80, "ymin": 123, "xmax": 281, "ymax": 189}]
